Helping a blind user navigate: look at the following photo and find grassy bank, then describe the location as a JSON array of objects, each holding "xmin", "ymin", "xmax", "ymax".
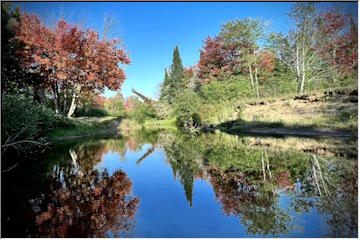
[
  {"xmin": 143, "ymin": 117, "xmax": 177, "ymax": 130},
  {"xmin": 199, "ymin": 88, "xmax": 358, "ymax": 135},
  {"xmin": 48, "ymin": 116, "xmax": 121, "ymax": 141}
]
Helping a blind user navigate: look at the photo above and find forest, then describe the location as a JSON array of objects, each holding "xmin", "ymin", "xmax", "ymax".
[{"xmin": 1, "ymin": 2, "xmax": 358, "ymax": 163}]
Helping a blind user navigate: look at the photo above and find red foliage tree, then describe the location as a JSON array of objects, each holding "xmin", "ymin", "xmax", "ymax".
[
  {"xmin": 124, "ymin": 96, "xmax": 138, "ymax": 112},
  {"xmin": 318, "ymin": 11, "xmax": 358, "ymax": 77},
  {"xmin": 197, "ymin": 36, "xmax": 239, "ymax": 84},
  {"xmin": 258, "ymin": 50, "xmax": 275, "ymax": 73},
  {"xmin": 94, "ymin": 95, "xmax": 106, "ymax": 108},
  {"xmin": 15, "ymin": 13, "xmax": 130, "ymax": 117}
]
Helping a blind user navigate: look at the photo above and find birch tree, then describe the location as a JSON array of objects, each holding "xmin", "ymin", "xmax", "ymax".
[
  {"xmin": 269, "ymin": 3, "xmax": 323, "ymax": 94},
  {"xmin": 220, "ymin": 18, "xmax": 266, "ymax": 98}
]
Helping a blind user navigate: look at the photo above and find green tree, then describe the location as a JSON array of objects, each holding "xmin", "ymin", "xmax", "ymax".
[
  {"xmin": 220, "ymin": 18, "xmax": 265, "ymax": 98},
  {"xmin": 160, "ymin": 68, "xmax": 170, "ymax": 101},
  {"xmin": 173, "ymin": 89, "xmax": 202, "ymax": 132},
  {"xmin": 167, "ymin": 46, "xmax": 185, "ymax": 104},
  {"xmin": 1, "ymin": 2, "xmax": 26, "ymax": 95},
  {"xmin": 104, "ymin": 92, "xmax": 126, "ymax": 117}
]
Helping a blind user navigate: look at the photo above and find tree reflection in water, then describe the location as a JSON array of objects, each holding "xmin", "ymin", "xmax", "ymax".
[
  {"xmin": 155, "ymin": 130, "xmax": 357, "ymax": 237},
  {"xmin": 21, "ymin": 130, "xmax": 357, "ymax": 237},
  {"xmin": 28, "ymin": 142, "xmax": 139, "ymax": 237}
]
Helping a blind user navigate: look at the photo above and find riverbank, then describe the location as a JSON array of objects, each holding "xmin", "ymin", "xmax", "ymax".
[
  {"xmin": 49, "ymin": 88, "xmax": 358, "ymax": 141},
  {"xmin": 48, "ymin": 116, "xmax": 121, "ymax": 141},
  {"xmin": 208, "ymin": 88, "xmax": 357, "ymax": 138},
  {"xmin": 49, "ymin": 116, "xmax": 178, "ymax": 141}
]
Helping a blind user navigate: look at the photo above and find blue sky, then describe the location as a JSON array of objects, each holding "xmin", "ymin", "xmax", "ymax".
[{"xmin": 15, "ymin": 2, "xmax": 357, "ymax": 99}]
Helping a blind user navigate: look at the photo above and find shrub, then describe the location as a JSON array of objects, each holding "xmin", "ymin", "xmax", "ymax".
[
  {"xmin": 75, "ymin": 106, "xmax": 108, "ymax": 117},
  {"xmin": 104, "ymin": 93, "xmax": 126, "ymax": 117},
  {"xmin": 153, "ymin": 100, "xmax": 173, "ymax": 119},
  {"xmin": 130, "ymin": 102, "xmax": 156, "ymax": 123},
  {"xmin": 198, "ymin": 75, "xmax": 254, "ymax": 103},
  {"xmin": 173, "ymin": 89, "xmax": 202, "ymax": 132},
  {"xmin": 2, "ymin": 94, "xmax": 74, "ymax": 155}
]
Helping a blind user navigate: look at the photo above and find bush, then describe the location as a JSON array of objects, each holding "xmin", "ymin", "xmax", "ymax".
[
  {"xmin": 198, "ymin": 100, "xmax": 243, "ymax": 125},
  {"xmin": 2, "ymin": 94, "xmax": 74, "ymax": 154},
  {"xmin": 75, "ymin": 106, "xmax": 108, "ymax": 117},
  {"xmin": 104, "ymin": 93, "xmax": 126, "ymax": 117},
  {"xmin": 130, "ymin": 102, "xmax": 156, "ymax": 123},
  {"xmin": 153, "ymin": 100, "xmax": 173, "ymax": 119},
  {"xmin": 198, "ymin": 75, "xmax": 254, "ymax": 103},
  {"xmin": 173, "ymin": 89, "xmax": 202, "ymax": 132}
]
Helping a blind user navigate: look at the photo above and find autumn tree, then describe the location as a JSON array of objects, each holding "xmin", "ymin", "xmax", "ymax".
[
  {"xmin": 124, "ymin": 96, "xmax": 138, "ymax": 112},
  {"xmin": 197, "ymin": 36, "xmax": 239, "ymax": 84},
  {"xmin": 220, "ymin": 18, "xmax": 266, "ymax": 98},
  {"xmin": 15, "ymin": 13, "xmax": 130, "ymax": 117},
  {"xmin": 317, "ymin": 10, "xmax": 358, "ymax": 80},
  {"xmin": 183, "ymin": 65, "xmax": 197, "ymax": 89}
]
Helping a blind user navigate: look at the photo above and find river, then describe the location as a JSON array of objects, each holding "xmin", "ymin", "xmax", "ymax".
[{"xmin": 2, "ymin": 129, "xmax": 358, "ymax": 237}]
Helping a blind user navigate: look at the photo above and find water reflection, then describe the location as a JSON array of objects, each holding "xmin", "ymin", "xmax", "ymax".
[
  {"xmin": 2, "ymin": 130, "xmax": 358, "ymax": 237},
  {"xmin": 28, "ymin": 140, "xmax": 139, "ymax": 237},
  {"xmin": 157, "ymin": 130, "xmax": 357, "ymax": 237}
]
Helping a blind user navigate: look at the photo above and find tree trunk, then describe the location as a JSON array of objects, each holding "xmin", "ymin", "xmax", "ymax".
[
  {"xmin": 67, "ymin": 84, "xmax": 81, "ymax": 118},
  {"xmin": 254, "ymin": 66, "xmax": 260, "ymax": 98},
  {"xmin": 52, "ymin": 82, "xmax": 59, "ymax": 114},
  {"xmin": 247, "ymin": 61, "xmax": 255, "ymax": 94},
  {"xmin": 63, "ymin": 90, "xmax": 67, "ymax": 115},
  {"xmin": 296, "ymin": 34, "xmax": 301, "ymax": 93},
  {"xmin": 300, "ymin": 44, "xmax": 306, "ymax": 94},
  {"xmin": 33, "ymin": 82, "xmax": 45, "ymax": 103}
]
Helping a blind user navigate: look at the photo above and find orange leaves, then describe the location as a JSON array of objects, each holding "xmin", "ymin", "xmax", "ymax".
[
  {"xmin": 258, "ymin": 50, "xmax": 275, "ymax": 73},
  {"xmin": 15, "ymin": 12, "xmax": 130, "ymax": 99},
  {"xmin": 197, "ymin": 35, "xmax": 239, "ymax": 84}
]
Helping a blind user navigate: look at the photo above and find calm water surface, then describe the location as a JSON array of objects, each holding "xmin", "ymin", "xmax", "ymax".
[{"xmin": 2, "ymin": 130, "xmax": 358, "ymax": 237}]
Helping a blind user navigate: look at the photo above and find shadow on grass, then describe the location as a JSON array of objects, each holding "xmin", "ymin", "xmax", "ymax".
[{"xmin": 210, "ymin": 118, "xmax": 357, "ymax": 139}]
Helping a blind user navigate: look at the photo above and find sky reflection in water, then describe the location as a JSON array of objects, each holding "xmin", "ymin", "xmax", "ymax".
[{"xmin": 2, "ymin": 130, "xmax": 358, "ymax": 237}]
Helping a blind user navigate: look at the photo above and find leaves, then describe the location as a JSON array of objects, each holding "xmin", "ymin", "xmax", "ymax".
[{"xmin": 15, "ymin": 12, "xmax": 130, "ymax": 115}]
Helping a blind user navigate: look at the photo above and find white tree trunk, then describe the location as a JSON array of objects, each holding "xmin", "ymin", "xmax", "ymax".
[
  {"xmin": 67, "ymin": 84, "xmax": 81, "ymax": 118},
  {"xmin": 254, "ymin": 66, "xmax": 260, "ymax": 98},
  {"xmin": 63, "ymin": 90, "xmax": 67, "ymax": 115},
  {"xmin": 247, "ymin": 61, "xmax": 255, "ymax": 95},
  {"xmin": 52, "ymin": 82, "xmax": 59, "ymax": 114},
  {"xmin": 300, "ymin": 42, "xmax": 306, "ymax": 94}
]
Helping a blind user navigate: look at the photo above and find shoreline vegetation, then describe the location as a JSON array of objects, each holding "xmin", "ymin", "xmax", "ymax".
[
  {"xmin": 1, "ymin": 2, "xmax": 358, "ymax": 169},
  {"xmin": 48, "ymin": 87, "xmax": 357, "ymax": 142}
]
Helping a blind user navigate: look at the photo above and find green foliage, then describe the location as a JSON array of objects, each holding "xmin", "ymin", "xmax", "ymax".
[
  {"xmin": 258, "ymin": 61, "xmax": 297, "ymax": 97},
  {"xmin": 130, "ymin": 101, "xmax": 156, "ymax": 123},
  {"xmin": 143, "ymin": 117, "xmax": 177, "ymax": 130},
  {"xmin": 2, "ymin": 94, "xmax": 74, "ymax": 153},
  {"xmin": 173, "ymin": 89, "xmax": 202, "ymax": 132},
  {"xmin": 198, "ymin": 75, "xmax": 254, "ymax": 103},
  {"xmin": 162, "ymin": 46, "xmax": 185, "ymax": 104},
  {"xmin": 75, "ymin": 106, "xmax": 108, "ymax": 117},
  {"xmin": 153, "ymin": 100, "xmax": 173, "ymax": 119},
  {"xmin": 104, "ymin": 93, "xmax": 126, "ymax": 117},
  {"xmin": 160, "ymin": 69, "xmax": 171, "ymax": 102},
  {"xmin": 1, "ymin": 3, "xmax": 26, "ymax": 94}
]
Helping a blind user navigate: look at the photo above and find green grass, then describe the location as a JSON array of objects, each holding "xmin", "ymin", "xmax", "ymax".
[
  {"xmin": 143, "ymin": 117, "xmax": 177, "ymax": 130},
  {"xmin": 48, "ymin": 116, "xmax": 119, "ymax": 140}
]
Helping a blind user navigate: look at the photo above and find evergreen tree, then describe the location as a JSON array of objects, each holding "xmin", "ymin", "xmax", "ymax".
[
  {"xmin": 160, "ymin": 68, "xmax": 170, "ymax": 101},
  {"xmin": 168, "ymin": 45, "xmax": 185, "ymax": 104}
]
